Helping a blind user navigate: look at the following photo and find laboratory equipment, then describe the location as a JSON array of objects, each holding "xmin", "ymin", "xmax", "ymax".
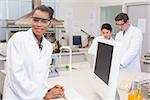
[
  {"xmin": 80, "ymin": 29, "xmax": 94, "ymax": 47},
  {"xmin": 59, "ymin": 46, "xmax": 72, "ymax": 71},
  {"xmin": 72, "ymin": 35, "xmax": 82, "ymax": 48}
]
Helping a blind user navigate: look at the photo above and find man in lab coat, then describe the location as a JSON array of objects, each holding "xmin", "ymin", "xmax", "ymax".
[
  {"xmin": 3, "ymin": 5, "xmax": 64, "ymax": 100},
  {"xmin": 115, "ymin": 13, "xmax": 143, "ymax": 72}
]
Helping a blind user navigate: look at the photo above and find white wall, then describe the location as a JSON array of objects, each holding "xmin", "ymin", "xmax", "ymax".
[
  {"xmin": 1, "ymin": 0, "xmax": 149, "ymax": 43},
  {"xmin": 56, "ymin": 1, "xmax": 100, "ymax": 47},
  {"xmin": 56, "ymin": 0, "xmax": 150, "ymax": 47}
]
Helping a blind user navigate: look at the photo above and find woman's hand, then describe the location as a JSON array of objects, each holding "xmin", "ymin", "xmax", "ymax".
[{"xmin": 44, "ymin": 85, "xmax": 64, "ymax": 100}]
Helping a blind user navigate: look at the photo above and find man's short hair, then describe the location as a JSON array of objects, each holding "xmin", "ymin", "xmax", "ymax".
[
  {"xmin": 32, "ymin": 5, "xmax": 54, "ymax": 20},
  {"xmin": 115, "ymin": 13, "xmax": 129, "ymax": 23}
]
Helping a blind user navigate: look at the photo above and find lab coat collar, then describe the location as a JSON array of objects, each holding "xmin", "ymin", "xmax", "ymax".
[
  {"xmin": 122, "ymin": 24, "xmax": 132, "ymax": 36},
  {"xmin": 125, "ymin": 24, "xmax": 133, "ymax": 34},
  {"xmin": 27, "ymin": 28, "xmax": 47, "ymax": 57},
  {"xmin": 27, "ymin": 28, "xmax": 45, "ymax": 51},
  {"xmin": 32, "ymin": 32, "xmax": 44, "ymax": 50}
]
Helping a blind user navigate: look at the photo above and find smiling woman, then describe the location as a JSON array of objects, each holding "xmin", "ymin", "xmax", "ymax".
[
  {"xmin": 3, "ymin": 5, "xmax": 64, "ymax": 100},
  {"xmin": 31, "ymin": 5, "xmax": 52, "ymax": 43}
]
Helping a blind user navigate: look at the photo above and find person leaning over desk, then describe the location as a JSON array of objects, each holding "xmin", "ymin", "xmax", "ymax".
[
  {"xmin": 3, "ymin": 5, "xmax": 64, "ymax": 100},
  {"xmin": 115, "ymin": 13, "xmax": 143, "ymax": 72},
  {"xmin": 88, "ymin": 23, "xmax": 114, "ymax": 55}
]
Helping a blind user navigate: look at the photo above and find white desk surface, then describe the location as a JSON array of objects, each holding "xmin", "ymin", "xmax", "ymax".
[
  {"xmin": 48, "ymin": 62, "xmax": 150, "ymax": 100},
  {"xmin": 1, "ymin": 62, "xmax": 150, "ymax": 100}
]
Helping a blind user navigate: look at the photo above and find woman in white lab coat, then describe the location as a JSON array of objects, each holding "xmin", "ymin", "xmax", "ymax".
[
  {"xmin": 3, "ymin": 5, "xmax": 64, "ymax": 100},
  {"xmin": 88, "ymin": 23, "xmax": 114, "ymax": 55},
  {"xmin": 115, "ymin": 13, "xmax": 143, "ymax": 72}
]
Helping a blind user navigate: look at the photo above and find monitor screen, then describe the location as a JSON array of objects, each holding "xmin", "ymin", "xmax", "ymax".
[
  {"xmin": 94, "ymin": 42, "xmax": 113, "ymax": 85},
  {"xmin": 73, "ymin": 35, "xmax": 82, "ymax": 46}
]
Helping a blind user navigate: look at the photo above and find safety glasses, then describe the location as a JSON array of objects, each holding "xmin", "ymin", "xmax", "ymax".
[{"xmin": 32, "ymin": 17, "xmax": 50, "ymax": 24}]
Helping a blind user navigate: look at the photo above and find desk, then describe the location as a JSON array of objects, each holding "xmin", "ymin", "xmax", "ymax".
[
  {"xmin": 48, "ymin": 62, "xmax": 150, "ymax": 100},
  {"xmin": 0, "ymin": 62, "xmax": 150, "ymax": 100},
  {"xmin": 48, "ymin": 62, "xmax": 100, "ymax": 100}
]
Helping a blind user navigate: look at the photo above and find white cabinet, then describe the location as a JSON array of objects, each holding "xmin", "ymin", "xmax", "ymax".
[{"xmin": 52, "ymin": 52, "xmax": 87, "ymax": 65}]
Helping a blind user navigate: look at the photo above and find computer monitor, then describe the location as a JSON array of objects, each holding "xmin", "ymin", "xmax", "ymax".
[
  {"xmin": 91, "ymin": 39, "xmax": 121, "ymax": 100},
  {"xmin": 72, "ymin": 35, "xmax": 82, "ymax": 48}
]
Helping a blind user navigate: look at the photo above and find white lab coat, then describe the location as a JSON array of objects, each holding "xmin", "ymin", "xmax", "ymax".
[
  {"xmin": 115, "ymin": 24, "xmax": 143, "ymax": 72},
  {"xmin": 3, "ymin": 28, "xmax": 53, "ymax": 100},
  {"xmin": 88, "ymin": 36, "xmax": 114, "ymax": 55}
]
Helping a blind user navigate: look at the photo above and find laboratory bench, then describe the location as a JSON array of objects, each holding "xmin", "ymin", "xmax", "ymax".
[
  {"xmin": 52, "ymin": 48, "xmax": 88, "ymax": 64},
  {"xmin": 1, "ymin": 62, "xmax": 150, "ymax": 100}
]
